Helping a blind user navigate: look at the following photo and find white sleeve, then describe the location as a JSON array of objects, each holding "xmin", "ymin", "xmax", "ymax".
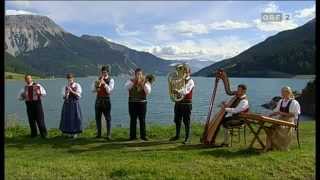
[
  {"xmin": 289, "ymin": 100, "xmax": 301, "ymax": 119},
  {"xmin": 144, "ymin": 82, "xmax": 151, "ymax": 95},
  {"xmin": 178, "ymin": 79, "xmax": 194, "ymax": 95},
  {"xmin": 62, "ymin": 86, "xmax": 66, "ymax": 96},
  {"xmin": 38, "ymin": 84, "xmax": 46, "ymax": 96},
  {"xmin": 76, "ymin": 83, "xmax": 82, "ymax": 97},
  {"xmin": 105, "ymin": 79, "xmax": 115, "ymax": 93},
  {"xmin": 125, "ymin": 80, "xmax": 134, "ymax": 90},
  {"xmin": 225, "ymin": 99, "xmax": 249, "ymax": 114},
  {"xmin": 17, "ymin": 88, "xmax": 25, "ymax": 100},
  {"xmin": 273, "ymin": 99, "xmax": 281, "ymax": 112}
]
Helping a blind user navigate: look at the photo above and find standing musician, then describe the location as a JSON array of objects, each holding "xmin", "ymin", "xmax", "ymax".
[
  {"xmin": 92, "ymin": 65, "xmax": 114, "ymax": 140},
  {"xmin": 266, "ymin": 86, "xmax": 300, "ymax": 151},
  {"xmin": 18, "ymin": 74, "xmax": 48, "ymax": 138},
  {"xmin": 125, "ymin": 68, "xmax": 152, "ymax": 141},
  {"xmin": 59, "ymin": 73, "xmax": 83, "ymax": 138},
  {"xmin": 169, "ymin": 65, "xmax": 195, "ymax": 144},
  {"xmin": 220, "ymin": 84, "xmax": 249, "ymax": 147}
]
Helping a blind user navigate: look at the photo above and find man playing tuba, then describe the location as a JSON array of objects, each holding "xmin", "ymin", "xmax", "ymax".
[{"xmin": 169, "ymin": 64, "xmax": 195, "ymax": 144}]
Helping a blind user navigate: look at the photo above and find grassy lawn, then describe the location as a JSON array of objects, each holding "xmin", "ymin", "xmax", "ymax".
[
  {"xmin": 5, "ymin": 72, "xmax": 42, "ymax": 80},
  {"xmin": 5, "ymin": 121, "xmax": 315, "ymax": 179}
]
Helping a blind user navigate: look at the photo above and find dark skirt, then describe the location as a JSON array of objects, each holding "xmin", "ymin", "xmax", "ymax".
[{"xmin": 59, "ymin": 97, "xmax": 83, "ymax": 134}]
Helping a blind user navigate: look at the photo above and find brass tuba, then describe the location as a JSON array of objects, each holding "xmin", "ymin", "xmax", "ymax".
[{"xmin": 168, "ymin": 63, "xmax": 189, "ymax": 102}]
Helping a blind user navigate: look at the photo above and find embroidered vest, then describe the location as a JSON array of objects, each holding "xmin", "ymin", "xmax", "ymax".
[
  {"xmin": 178, "ymin": 78, "xmax": 193, "ymax": 104},
  {"xmin": 97, "ymin": 77, "xmax": 110, "ymax": 98},
  {"xmin": 279, "ymin": 99, "xmax": 292, "ymax": 113},
  {"xmin": 129, "ymin": 79, "xmax": 146, "ymax": 102},
  {"xmin": 230, "ymin": 96, "xmax": 249, "ymax": 113},
  {"xmin": 24, "ymin": 83, "xmax": 41, "ymax": 101}
]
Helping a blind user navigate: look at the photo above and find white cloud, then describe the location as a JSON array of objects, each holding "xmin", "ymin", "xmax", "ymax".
[
  {"xmin": 115, "ymin": 24, "xmax": 140, "ymax": 36},
  {"xmin": 209, "ymin": 20, "xmax": 252, "ymax": 30},
  {"xmin": 294, "ymin": 5, "xmax": 315, "ymax": 19},
  {"xmin": 263, "ymin": 2, "xmax": 279, "ymax": 13},
  {"xmin": 5, "ymin": 9, "xmax": 36, "ymax": 15},
  {"xmin": 253, "ymin": 19, "xmax": 298, "ymax": 32},
  {"xmin": 145, "ymin": 36, "xmax": 252, "ymax": 61},
  {"xmin": 154, "ymin": 20, "xmax": 251, "ymax": 37}
]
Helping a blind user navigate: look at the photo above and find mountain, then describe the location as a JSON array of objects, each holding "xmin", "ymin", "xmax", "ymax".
[
  {"xmin": 169, "ymin": 59, "xmax": 214, "ymax": 73},
  {"xmin": 193, "ymin": 19, "xmax": 315, "ymax": 77},
  {"xmin": 5, "ymin": 15, "xmax": 173, "ymax": 77}
]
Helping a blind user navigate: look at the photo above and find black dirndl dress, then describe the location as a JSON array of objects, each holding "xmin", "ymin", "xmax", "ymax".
[{"xmin": 59, "ymin": 92, "xmax": 83, "ymax": 134}]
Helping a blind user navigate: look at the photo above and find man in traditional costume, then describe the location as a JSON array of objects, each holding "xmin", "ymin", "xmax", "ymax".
[
  {"xmin": 125, "ymin": 68, "xmax": 151, "ymax": 141},
  {"xmin": 18, "ymin": 74, "xmax": 48, "ymax": 138},
  {"xmin": 59, "ymin": 73, "xmax": 83, "ymax": 138},
  {"xmin": 169, "ymin": 65, "xmax": 195, "ymax": 144},
  {"xmin": 220, "ymin": 84, "xmax": 249, "ymax": 146},
  {"xmin": 92, "ymin": 65, "xmax": 114, "ymax": 140},
  {"xmin": 266, "ymin": 86, "xmax": 300, "ymax": 151}
]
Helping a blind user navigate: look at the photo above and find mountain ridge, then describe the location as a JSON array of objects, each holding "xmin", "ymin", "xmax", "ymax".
[{"xmin": 193, "ymin": 18, "xmax": 315, "ymax": 77}]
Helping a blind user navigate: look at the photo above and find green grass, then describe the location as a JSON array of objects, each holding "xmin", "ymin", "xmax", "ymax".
[
  {"xmin": 5, "ymin": 121, "xmax": 315, "ymax": 179},
  {"xmin": 5, "ymin": 72, "xmax": 43, "ymax": 80}
]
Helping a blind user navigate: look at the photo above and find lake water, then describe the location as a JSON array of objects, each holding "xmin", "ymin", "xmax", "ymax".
[{"xmin": 5, "ymin": 76, "xmax": 313, "ymax": 128}]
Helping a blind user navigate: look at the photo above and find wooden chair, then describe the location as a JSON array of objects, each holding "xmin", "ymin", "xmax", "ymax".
[{"xmin": 227, "ymin": 122, "xmax": 246, "ymax": 147}]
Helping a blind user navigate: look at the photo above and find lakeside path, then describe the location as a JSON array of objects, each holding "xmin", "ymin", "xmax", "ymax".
[{"xmin": 5, "ymin": 122, "xmax": 315, "ymax": 179}]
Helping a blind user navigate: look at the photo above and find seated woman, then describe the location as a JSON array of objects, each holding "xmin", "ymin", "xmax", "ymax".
[
  {"xmin": 59, "ymin": 73, "xmax": 83, "ymax": 138},
  {"xmin": 266, "ymin": 86, "xmax": 301, "ymax": 151}
]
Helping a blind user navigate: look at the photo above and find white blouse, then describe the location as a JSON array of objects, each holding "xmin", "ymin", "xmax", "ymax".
[
  {"xmin": 273, "ymin": 98, "xmax": 301, "ymax": 120},
  {"xmin": 62, "ymin": 82, "xmax": 82, "ymax": 98}
]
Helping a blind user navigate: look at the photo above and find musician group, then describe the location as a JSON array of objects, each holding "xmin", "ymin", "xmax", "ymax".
[{"xmin": 17, "ymin": 63, "xmax": 301, "ymax": 151}]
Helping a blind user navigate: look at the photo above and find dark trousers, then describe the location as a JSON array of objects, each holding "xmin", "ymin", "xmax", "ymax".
[
  {"xmin": 222, "ymin": 115, "xmax": 244, "ymax": 128},
  {"xmin": 95, "ymin": 97, "xmax": 111, "ymax": 137},
  {"xmin": 174, "ymin": 103, "xmax": 192, "ymax": 140},
  {"xmin": 129, "ymin": 101, "xmax": 147, "ymax": 139},
  {"xmin": 25, "ymin": 100, "xmax": 47, "ymax": 137}
]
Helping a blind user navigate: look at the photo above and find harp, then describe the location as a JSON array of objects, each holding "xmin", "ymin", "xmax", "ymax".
[{"xmin": 201, "ymin": 69, "xmax": 237, "ymax": 145}]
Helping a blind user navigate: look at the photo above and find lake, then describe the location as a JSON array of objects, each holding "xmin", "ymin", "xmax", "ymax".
[{"xmin": 5, "ymin": 76, "xmax": 313, "ymax": 128}]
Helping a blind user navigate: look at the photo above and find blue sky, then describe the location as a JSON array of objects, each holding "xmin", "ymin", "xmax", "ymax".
[{"xmin": 5, "ymin": 1, "xmax": 315, "ymax": 62}]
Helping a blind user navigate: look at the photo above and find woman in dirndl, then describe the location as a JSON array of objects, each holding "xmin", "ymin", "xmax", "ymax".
[
  {"xmin": 266, "ymin": 86, "xmax": 301, "ymax": 151},
  {"xmin": 59, "ymin": 73, "xmax": 83, "ymax": 138}
]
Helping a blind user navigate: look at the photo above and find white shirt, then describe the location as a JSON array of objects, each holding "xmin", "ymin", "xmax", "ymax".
[
  {"xmin": 273, "ymin": 98, "xmax": 301, "ymax": 120},
  {"xmin": 225, "ymin": 95, "xmax": 249, "ymax": 117},
  {"xmin": 62, "ymin": 82, "xmax": 82, "ymax": 98},
  {"xmin": 125, "ymin": 79, "xmax": 151, "ymax": 95},
  {"xmin": 17, "ymin": 82, "xmax": 47, "ymax": 101},
  {"xmin": 92, "ymin": 78, "xmax": 115, "ymax": 94},
  {"xmin": 177, "ymin": 76, "xmax": 194, "ymax": 95}
]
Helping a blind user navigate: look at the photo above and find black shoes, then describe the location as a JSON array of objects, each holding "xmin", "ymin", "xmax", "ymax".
[
  {"xmin": 169, "ymin": 136, "xmax": 180, "ymax": 141},
  {"xmin": 182, "ymin": 138, "xmax": 190, "ymax": 144},
  {"xmin": 105, "ymin": 136, "xmax": 112, "ymax": 141},
  {"xmin": 141, "ymin": 137, "xmax": 149, "ymax": 141}
]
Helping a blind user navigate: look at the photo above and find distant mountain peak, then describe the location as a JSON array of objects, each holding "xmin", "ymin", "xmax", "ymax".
[{"xmin": 5, "ymin": 15, "xmax": 66, "ymax": 56}]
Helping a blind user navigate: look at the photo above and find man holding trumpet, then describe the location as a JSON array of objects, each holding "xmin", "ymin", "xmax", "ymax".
[
  {"xmin": 125, "ymin": 68, "xmax": 154, "ymax": 141},
  {"xmin": 92, "ymin": 65, "xmax": 114, "ymax": 140}
]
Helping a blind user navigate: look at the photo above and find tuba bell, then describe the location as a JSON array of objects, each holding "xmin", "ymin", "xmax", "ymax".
[{"xmin": 168, "ymin": 63, "xmax": 189, "ymax": 102}]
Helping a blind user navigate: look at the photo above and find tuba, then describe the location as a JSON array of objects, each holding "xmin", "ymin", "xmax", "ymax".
[
  {"xmin": 201, "ymin": 69, "xmax": 237, "ymax": 145},
  {"xmin": 168, "ymin": 63, "xmax": 189, "ymax": 102}
]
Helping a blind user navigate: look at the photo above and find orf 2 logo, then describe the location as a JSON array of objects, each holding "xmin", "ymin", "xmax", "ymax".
[{"xmin": 261, "ymin": 13, "xmax": 286, "ymax": 22}]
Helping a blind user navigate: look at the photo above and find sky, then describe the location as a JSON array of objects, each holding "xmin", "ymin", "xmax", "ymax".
[{"xmin": 5, "ymin": 1, "xmax": 315, "ymax": 62}]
